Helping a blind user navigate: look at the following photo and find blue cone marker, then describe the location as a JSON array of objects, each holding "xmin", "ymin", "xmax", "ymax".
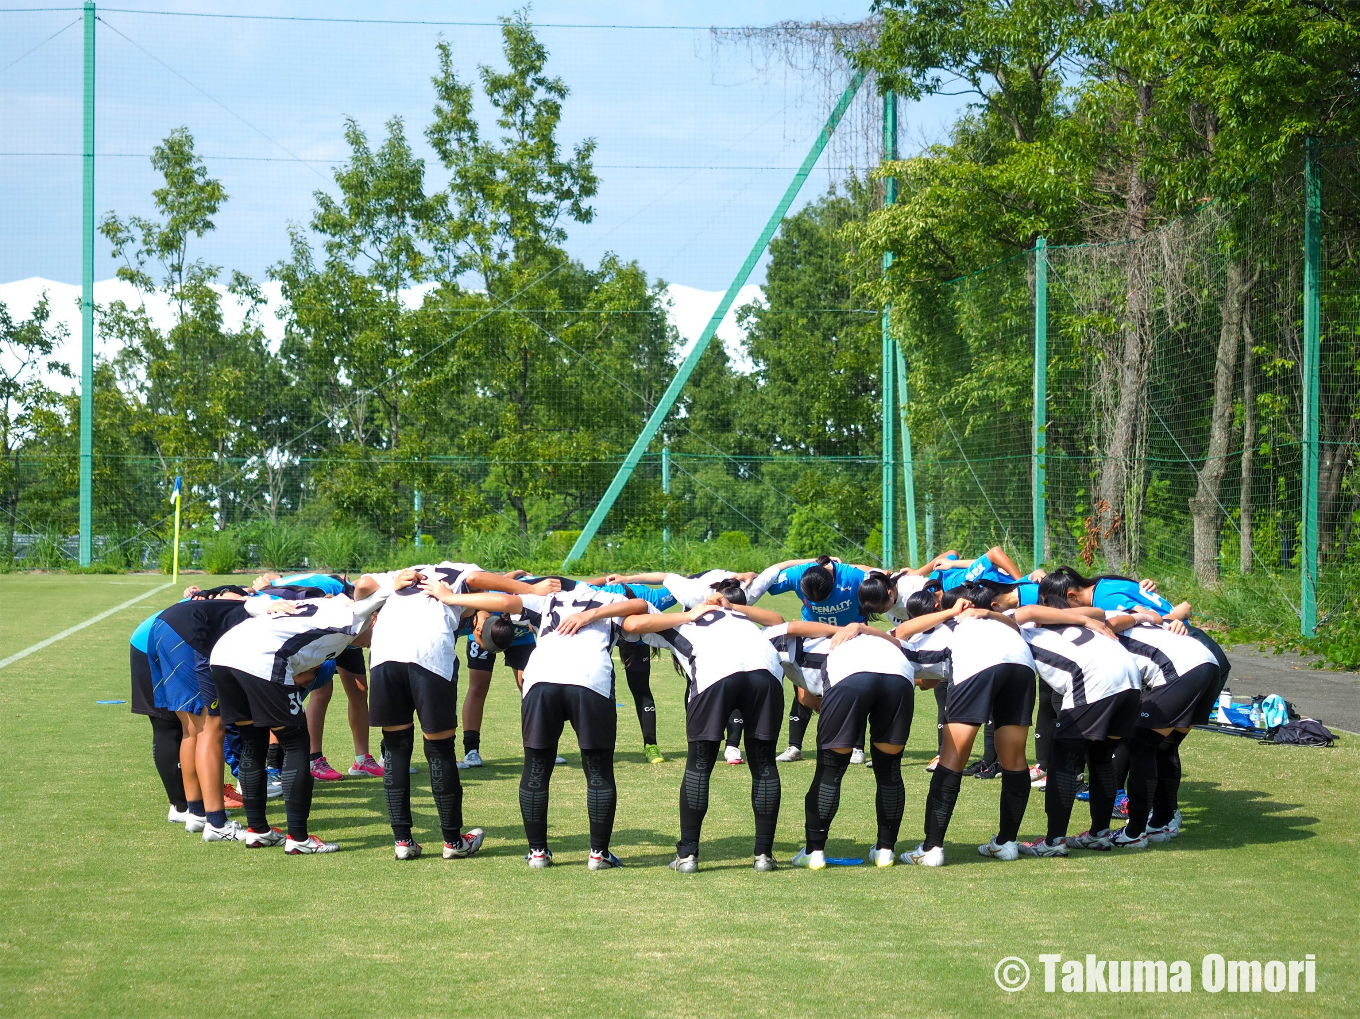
[{"xmin": 96, "ymin": 700, "xmax": 127, "ymax": 705}]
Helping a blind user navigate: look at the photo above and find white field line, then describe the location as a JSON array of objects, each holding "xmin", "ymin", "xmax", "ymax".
[{"xmin": 0, "ymin": 581, "xmax": 174, "ymax": 669}]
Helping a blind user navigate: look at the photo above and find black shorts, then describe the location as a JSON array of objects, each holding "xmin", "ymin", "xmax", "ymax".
[
  {"xmin": 335, "ymin": 645, "xmax": 367, "ymax": 676},
  {"xmin": 818, "ymin": 672, "xmax": 914, "ymax": 749},
  {"xmin": 213, "ymin": 666, "xmax": 308, "ymax": 729},
  {"xmin": 130, "ymin": 647, "xmax": 175, "ymax": 720},
  {"xmin": 521, "ymin": 681, "xmax": 616, "ymax": 751},
  {"xmin": 686, "ymin": 670, "xmax": 783, "ymax": 743},
  {"xmin": 369, "ymin": 661, "xmax": 459, "ymax": 733},
  {"xmin": 944, "ymin": 663, "xmax": 1036, "ymax": 727},
  {"xmin": 1139, "ymin": 663, "xmax": 1220, "ymax": 729},
  {"xmin": 1054, "ymin": 688, "xmax": 1141, "ymax": 742},
  {"xmin": 466, "ymin": 639, "xmax": 534, "ymax": 674}
]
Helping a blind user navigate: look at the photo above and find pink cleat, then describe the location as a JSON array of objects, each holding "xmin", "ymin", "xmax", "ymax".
[
  {"xmin": 310, "ymin": 756, "xmax": 344, "ymax": 781},
  {"xmin": 348, "ymin": 754, "xmax": 384, "ymax": 778}
]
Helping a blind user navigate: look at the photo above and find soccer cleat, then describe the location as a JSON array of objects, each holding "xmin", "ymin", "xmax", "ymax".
[
  {"xmin": 456, "ymin": 749, "xmax": 484, "ymax": 770},
  {"xmin": 775, "ymin": 746, "xmax": 803, "ymax": 763},
  {"xmin": 554, "ymin": 755, "xmax": 567, "ymax": 766},
  {"xmin": 975, "ymin": 761, "xmax": 1001, "ymax": 780},
  {"xmin": 309, "ymin": 756, "xmax": 344, "ymax": 781},
  {"xmin": 1145, "ymin": 823, "xmax": 1175, "ymax": 843},
  {"xmin": 1028, "ymin": 763, "xmax": 1046, "ymax": 786},
  {"xmin": 266, "ymin": 767, "xmax": 283, "ymax": 798},
  {"xmin": 348, "ymin": 754, "xmax": 384, "ymax": 778},
  {"xmin": 1018, "ymin": 837, "xmax": 1068, "ymax": 857},
  {"xmin": 1112, "ymin": 789, "xmax": 1129, "ymax": 818},
  {"xmin": 394, "ymin": 839, "xmax": 423, "ymax": 861},
  {"xmin": 643, "ymin": 744, "xmax": 666, "ymax": 765},
  {"xmin": 1033, "ymin": 775, "xmax": 1047, "ymax": 791},
  {"xmin": 444, "ymin": 828, "xmax": 485, "ymax": 859},
  {"xmin": 285, "ymin": 834, "xmax": 339, "ymax": 854},
  {"xmin": 871, "ymin": 847, "xmax": 896, "ymax": 868},
  {"xmin": 849, "ymin": 748, "xmax": 866, "ymax": 766},
  {"xmin": 1111, "ymin": 827, "xmax": 1149, "ymax": 849},
  {"xmin": 587, "ymin": 849, "xmax": 624, "ymax": 870},
  {"xmin": 222, "ymin": 784, "xmax": 244, "ymax": 808},
  {"xmin": 978, "ymin": 836, "xmax": 1020, "ymax": 861},
  {"xmin": 724, "ymin": 745, "xmax": 743, "ymax": 766},
  {"xmin": 961, "ymin": 759, "xmax": 985, "ymax": 777},
  {"xmin": 184, "ymin": 814, "xmax": 206, "ymax": 834},
  {"xmin": 669, "ymin": 854, "xmax": 698, "ymax": 873},
  {"xmin": 924, "ymin": 755, "xmax": 940, "ymax": 772},
  {"xmin": 203, "ymin": 819, "xmax": 247, "ymax": 843},
  {"xmin": 791, "ymin": 847, "xmax": 826, "ymax": 870},
  {"xmin": 167, "ymin": 805, "xmax": 194, "ymax": 824},
  {"xmin": 244, "ymin": 826, "xmax": 286, "ymax": 849},
  {"xmin": 753, "ymin": 853, "xmax": 778, "ymax": 872},
  {"xmin": 526, "ymin": 848, "xmax": 554, "ymax": 869},
  {"xmin": 1071, "ymin": 828, "xmax": 1114, "ymax": 851},
  {"xmin": 899, "ymin": 843, "xmax": 945, "ymax": 867}
]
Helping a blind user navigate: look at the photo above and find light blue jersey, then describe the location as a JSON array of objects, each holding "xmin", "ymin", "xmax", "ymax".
[
  {"xmin": 278, "ymin": 572, "xmax": 346, "ymax": 595},
  {"xmin": 597, "ymin": 582, "xmax": 677, "ymax": 612},
  {"xmin": 130, "ymin": 610, "xmax": 160, "ymax": 653},
  {"xmin": 764, "ymin": 561, "xmax": 867, "ymax": 626},
  {"xmin": 1092, "ymin": 578, "xmax": 1174, "ymax": 616}
]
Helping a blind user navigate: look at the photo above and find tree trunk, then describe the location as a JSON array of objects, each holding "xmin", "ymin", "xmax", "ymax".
[
  {"xmin": 1191, "ymin": 258, "xmax": 1250, "ymax": 586},
  {"xmin": 1239, "ymin": 312, "xmax": 1255, "ymax": 574},
  {"xmin": 1318, "ymin": 417, "xmax": 1356, "ymax": 557},
  {"xmin": 508, "ymin": 492, "xmax": 529, "ymax": 538}
]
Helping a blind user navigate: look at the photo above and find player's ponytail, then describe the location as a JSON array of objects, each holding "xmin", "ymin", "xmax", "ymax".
[
  {"xmin": 857, "ymin": 570, "xmax": 895, "ymax": 617},
  {"xmin": 709, "ymin": 576, "xmax": 747, "ymax": 605},
  {"xmin": 799, "ymin": 556, "xmax": 835, "ymax": 603},
  {"xmin": 903, "ymin": 579, "xmax": 943, "ymax": 619}
]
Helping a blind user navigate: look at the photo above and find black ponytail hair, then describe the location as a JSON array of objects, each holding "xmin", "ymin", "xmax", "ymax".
[
  {"xmin": 940, "ymin": 582, "xmax": 997, "ymax": 611},
  {"xmin": 709, "ymin": 576, "xmax": 748, "ymax": 605},
  {"xmin": 857, "ymin": 570, "xmax": 901, "ymax": 616},
  {"xmin": 481, "ymin": 613, "xmax": 518, "ymax": 653},
  {"xmin": 903, "ymin": 579, "xmax": 943, "ymax": 619},
  {"xmin": 799, "ymin": 555, "xmax": 835, "ymax": 603},
  {"xmin": 1039, "ymin": 591, "xmax": 1072, "ymax": 609},
  {"xmin": 1038, "ymin": 565, "xmax": 1140, "ymax": 605}
]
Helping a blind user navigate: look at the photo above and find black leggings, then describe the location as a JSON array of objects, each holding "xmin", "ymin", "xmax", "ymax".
[
  {"xmin": 804, "ymin": 748, "xmax": 906, "ymax": 853},
  {"xmin": 519, "ymin": 745, "xmax": 617, "ymax": 853},
  {"xmin": 237, "ymin": 723, "xmax": 313, "ymax": 840},
  {"xmin": 618, "ymin": 641, "xmax": 657, "ymax": 745},
  {"xmin": 149, "ymin": 714, "xmax": 187, "ymax": 811},
  {"xmin": 787, "ymin": 688, "xmax": 812, "ymax": 749},
  {"xmin": 1034, "ymin": 687, "xmax": 1061, "ymax": 771},
  {"xmin": 678, "ymin": 738, "xmax": 780, "ymax": 859},
  {"xmin": 1045, "ymin": 738, "xmax": 1118, "ymax": 841}
]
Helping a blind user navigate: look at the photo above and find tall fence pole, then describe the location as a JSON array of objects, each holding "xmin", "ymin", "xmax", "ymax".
[
  {"xmin": 79, "ymin": 1, "xmax": 96, "ymax": 566},
  {"xmin": 896, "ymin": 346, "xmax": 918, "ymax": 565},
  {"xmin": 661, "ymin": 442, "xmax": 670, "ymax": 548},
  {"xmin": 880, "ymin": 89, "xmax": 897, "ymax": 566},
  {"xmin": 562, "ymin": 71, "xmax": 865, "ymax": 569},
  {"xmin": 1032, "ymin": 237, "xmax": 1048, "ymax": 572},
  {"xmin": 1301, "ymin": 137, "xmax": 1321, "ymax": 637}
]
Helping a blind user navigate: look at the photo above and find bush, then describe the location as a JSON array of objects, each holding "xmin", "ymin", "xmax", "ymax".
[
  {"xmin": 311, "ymin": 525, "xmax": 373, "ymax": 572},
  {"xmin": 26, "ymin": 532, "xmax": 73, "ymax": 569},
  {"xmin": 258, "ymin": 525, "xmax": 307, "ymax": 570},
  {"xmin": 199, "ymin": 532, "xmax": 241, "ymax": 575}
]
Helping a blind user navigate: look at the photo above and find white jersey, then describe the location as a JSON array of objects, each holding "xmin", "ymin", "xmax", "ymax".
[
  {"xmin": 516, "ymin": 586, "xmax": 637, "ymax": 699},
  {"xmin": 764, "ymin": 623, "xmax": 827, "ymax": 696},
  {"xmin": 903, "ymin": 616, "xmax": 1034, "ymax": 685},
  {"xmin": 887, "ymin": 574, "xmax": 930, "ymax": 624},
  {"xmin": 824, "ymin": 631, "xmax": 913, "ymax": 687},
  {"xmin": 661, "ymin": 570, "xmax": 745, "ymax": 610},
  {"xmin": 643, "ymin": 607, "xmax": 781, "ymax": 698},
  {"xmin": 210, "ymin": 591, "xmax": 390, "ymax": 686},
  {"xmin": 1017, "ymin": 620, "xmax": 1141, "ymax": 711},
  {"xmin": 368, "ymin": 561, "xmax": 482, "ymax": 680},
  {"xmin": 1118, "ymin": 622, "xmax": 1218, "ymax": 689}
]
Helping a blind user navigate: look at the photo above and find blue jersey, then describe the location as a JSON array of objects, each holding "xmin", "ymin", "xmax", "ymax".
[
  {"xmin": 765, "ymin": 561, "xmax": 867, "ymax": 626},
  {"xmin": 1016, "ymin": 581, "xmax": 1040, "ymax": 607},
  {"xmin": 597, "ymin": 582, "xmax": 676, "ymax": 611},
  {"xmin": 130, "ymin": 610, "xmax": 160, "ymax": 653},
  {"xmin": 277, "ymin": 573, "xmax": 346, "ymax": 595},
  {"xmin": 931, "ymin": 552, "xmax": 1016, "ymax": 591},
  {"xmin": 1092, "ymin": 578, "xmax": 1174, "ymax": 616}
]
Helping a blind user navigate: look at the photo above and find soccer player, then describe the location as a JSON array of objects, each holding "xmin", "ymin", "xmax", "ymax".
[
  {"xmin": 621, "ymin": 585, "xmax": 786, "ymax": 873},
  {"xmin": 423, "ymin": 581, "xmax": 650, "ymax": 870},
  {"xmin": 458, "ymin": 607, "xmax": 536, "ymax": 768},
  {"xmin": 130, "ymin": 610, "xmax": 189, "ymax": 823},
  {"xmin": 209, "ymin": 579, "xmax": 392, "ymax": 854}
]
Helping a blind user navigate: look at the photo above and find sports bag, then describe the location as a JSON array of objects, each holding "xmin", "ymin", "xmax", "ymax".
[{"xmin": 1267, "ymin": 719, "xmax": 1336, "ymax": 747}]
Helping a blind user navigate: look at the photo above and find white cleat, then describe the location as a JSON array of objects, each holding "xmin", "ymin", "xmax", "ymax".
[
  {"xmin": 899, "ymin": 843, "xmax": 945, "ymax": 867},
  {"xmin": 167, "ymin": 805, "xmax": 194, "ymax": 824},
  {"xmin": 244, "ymin": 826, "xmax": 286, "ymax": 849},
  {"xmin": 183, "ymin": 814, "xmax": 206, "ymax": 834},
  {"xmin": 669, "ymin": 854, "xmax": 698, "ymax": 873},
  {"xmin": 849, "ymin": 748, "xmax": 866, "ymax": 765},
  {"xmin": 444, "ymin": 828, "xmax": 485, "ymax": 859},
  {"xmin": 753, "ymin": 853, "xmax": 778, "ymax": 872},
  {"xmin": 1146, "ymin": 823, "xmax": 1175, "ymax": 843},
  {"xmin": 526, "ymin": 848, "xmax": 554, "ymax": 869},
  {"xmin": 724, "ymin": 745, "xmax": 743, "ymax": 765},
  {"xmin": 554, "ymin": 755, "xmax": 567, "ymax": 766},
  {"xmin": 978, "ymin": 836, "xmax": 1020, "ymax": 861},
  {"xmin": 456, "ymin": 749, "xmax": 484, "ymax": 770},
  {"xmin": 791, "ymin": 847, "xmax": 826, "ymax": 870},
  {"xmin": 775, "ymin": 746, "xmax": 803, "ymax": 763},
  {"xmin": 203, "ymin": 819, "xmax": 247, "ymax": 843},
  {"xmin": 394, "ymin": 839, "xmax": 423, "ymax": 861},
  {"xmin": 285, "ymin": 834, "xmax": 339, "ymax": 854},
  {"xmin": 1071, "ymin": 828, "xmax": 1114, "ymax": 851},
  {"xmin": 1111, "ymin": 827, "xmax": 1149, "ymax": 849},
  {"xmin": 871, "ymin": 847, "xmax": 896, "ymax": 868},
  {"xmin": 587, "ymin": 849, "xmax": 624, "ymax": 870}
]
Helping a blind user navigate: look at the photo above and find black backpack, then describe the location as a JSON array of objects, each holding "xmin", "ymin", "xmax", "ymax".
[{"xmin": 1266, "ymin": 719, "xmax": 1337, "ymax": 747}]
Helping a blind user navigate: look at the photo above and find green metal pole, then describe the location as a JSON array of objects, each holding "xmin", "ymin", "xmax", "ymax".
[
  {"xmin": 880, "ymin": 89, "xmax": 897, "ymax": 567},
  {"xmin": 563, "ymin": 71, "xmax": 865, "ymax": 569},
  {"xmin": 661, "ymin": 442, "xmax": 670, "ymax": 547},
  {"xmin": 79, "ymin": 1, "xmax": 95, "ymax": 566},
  {"xmin": 896, "ymin": 345, "xmax": 918, "ymax": 565},
  {"xmin": 1301, "ymin": 138, "xmax": 1321, "ymax": 637},
  {"xmin": 1033, "ymin": 237, "xmax": 1048, "ymax": 572}
]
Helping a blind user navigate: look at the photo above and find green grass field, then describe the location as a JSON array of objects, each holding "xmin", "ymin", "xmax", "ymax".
[{"xmin": 1, "ymin": 574, "xmax": 1356, "ymax": 1018}]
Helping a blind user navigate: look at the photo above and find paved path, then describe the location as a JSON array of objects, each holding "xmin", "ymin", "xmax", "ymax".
[{"xmin": 1226, "ymin": 645, "xmax": 1360, "ymax": 735}]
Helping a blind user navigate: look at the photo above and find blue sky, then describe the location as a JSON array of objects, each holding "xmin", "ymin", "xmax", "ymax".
[{"xmin": 1, "ymin": 2, "xmax": 964, "ymax": 292}]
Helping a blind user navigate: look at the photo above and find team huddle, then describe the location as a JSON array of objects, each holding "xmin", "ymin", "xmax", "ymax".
[{"xmin": 127, "ymin": 545, "xmax": 1229, "ymax": 869}]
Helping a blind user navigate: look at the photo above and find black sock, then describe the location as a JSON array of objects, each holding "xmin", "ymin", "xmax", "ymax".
[
  {"xmin": 150, "ymin": 715, "xmax": 187, "ymax": 811},
  {"xmin": 463, "ymin": 729, "xmax": 480, "ymax": 754},
  {"xmin": 279, "ymin": 725, "xmax": 314, "ymax": 841},
  {"xmin": 982, "ymin": 722, "xmax": 997, "ymax": 766},
  {"xmin": 1035, "ymin": 691, "xmax": 1058, "ymax": 771},
  {"xmin": 1124, "ymin": 728, "xmax": 1162, "ymax": 838},
  {"xmin": 998, "ymin": 768, "xmax": 1031, "ymax": 844},
  {"xmin": 519, "ymin": 746, "xmax": 557, "ymax": 851},
  {"xmin": 1110, "ymin": 736, "xmax": 1131, "ymax": 793},
  {"xmin": 934, "ymin": 684, "xmax": 947, "ymax": 754},
  {"xmin": 382, "ymin": 728, "xmax": 415, "ymax": 841},
  {"xmin": 725, "ymin": 712, "xmax": 744, "ymax": 750},
  {"xmin": 187, "ymin": 799, "xmax": 205, "ymax": 818},
  {"xmin": 309, "ymin": 751, "xmax": 323, "ymax": 763},
  {"xmin": 424, "ymin": 735, "xmax": 464, "ymax": 844},
  {"xmin": 787, "ymin": 698, "xmax": 811, "ymax": 750},
  {"xmin": 622, "ymin": 643, "xmax": 658, "ymax": 745},
  {"xmin": 871, "ymin": 749, "xmax": 906, "ymax": 850},
  {"xmin": 804, "ymin": 748, "xmax": 850, "ymax": 852},
  {"xmin": 580, "ymin": 749, "xmax": 617, "ymax": 853},
  {"xmin": 923, "ymin": 765, "xmax": 961, "ymax": 849},
  {"xmin": 1087, "ymin": 739, "xmax": 1117, "ymax": 831},
  {"xmin": 237, "ymin": 724, "xmax": 270, "ymax": 832},
  {"xmin": 678, "ymin": 740, "xmax": 718, "ymax": 858},
  {"xmin": 746, "ymin": 738, "xmax": 780, "ymax": 857},
  {"xmin": 207, "ymin": 809, "xmax": 228, "ymax": 827},
  {"xmin": 266, "ymin": 741, "xmax": 284, "ymax": 770},
  {"xmin": 1151, "ymin": 730, "xmax": 1187, "ymax": 827},
  {"xmin": 1045, "ymin": 740, "xmax": 1086, "ymax": 843}
]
